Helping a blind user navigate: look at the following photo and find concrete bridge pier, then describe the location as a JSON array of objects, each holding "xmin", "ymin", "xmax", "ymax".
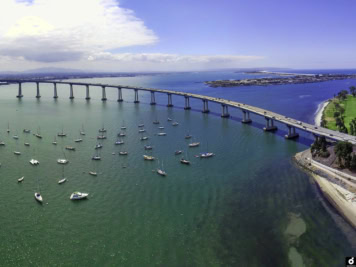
[
  {"xmin": 221, "ymin": 104, "xmax": 230, "ymax": 118},
  {"xmin": 167, "ymin": 93, "xmax": 173, "ymax": 107},
  {"xmin": 150, "ymin": 91, "xmax": 156, "ymax": 105},
  {"xmin": 241, "ymin": 110, "xmax": 252, "ymax": 123},
  {"xmin": 53, "ymin": 83, "xmax": 58, "ymax": 99},
  {"xmin": 117, "ymin": 87, "xmax": 123, "ymax": 102},
  {"xmin": 85, "ymin": 85, "xmax": 90, "ymax": 100},
  {"xmin": 69, "ymin": 84, "xmax": 74, "ymax": 99},
  {"xmin": 134, "ymin": 89, "xmax": 140, "ymax": 103},
  {"xmin": 184, "ymin": 96, "xmax": 191, "ymax": 110},
  {"xmin": 263, "ymin": 117, "xmax": 277, "ymax": 131},
  {"xmin": 36, "ymin": 82, "xmax": 41, "ymax": 98},
  {"xmin": 16, "ymin": 82, "xmax": 23, "ymax": 98},
  {"xmin": 202, "ymin": 100, "xmax": 210, "ymax": 113},
  {"xmin": 285, "ymin": 125, "xmax": 299, "ymax": 139},
  {"xmin": 101, "ymin": 86, "xmax": 107, "ymax": 101}
]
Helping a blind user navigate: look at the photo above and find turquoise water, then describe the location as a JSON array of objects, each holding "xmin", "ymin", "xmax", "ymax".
[{"xmin": 0, "ymin": 72, "xmax": 355, "ymax": 266}]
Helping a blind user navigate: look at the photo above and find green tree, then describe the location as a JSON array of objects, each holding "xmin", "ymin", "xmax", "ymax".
[
  {"xmin": 334, "ymin": 141, "xmax": 353, "ymax": 168},
  {"xmin": 350, "ymin": 86, "xmax": 356, "ymax": 97},
  {"xmin": 333, "ymin": 111, "xmax": 340, "ymax": 118},
  {"xmin": 350, "ymin": 154, "xmax": 356, "ymax": 171}
]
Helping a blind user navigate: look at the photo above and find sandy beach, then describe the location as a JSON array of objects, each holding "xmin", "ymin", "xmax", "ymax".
[{"xmin": 314, "ymin": 100, "xmax": 330, "ymax": 126}]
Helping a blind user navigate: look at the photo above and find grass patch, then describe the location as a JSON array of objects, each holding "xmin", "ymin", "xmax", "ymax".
[{"xmin": 323, "ymin": 95, "xmax": 356, "ymax": 131}]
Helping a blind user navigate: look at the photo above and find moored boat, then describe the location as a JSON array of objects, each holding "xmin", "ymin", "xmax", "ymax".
[
  {"xmin": 14, "ymin": 151, "xmax": 21, "ymax": 155},
  {"xmin": 58, "ymin": 178, "xmax": 67, "ymax": 184},
  {"xmin": 65, "ymin": 146, "xmax": 75, "ymax": 151},
  {"xmin": 70, "ymin": 192, "xmax": 88, "ymax": 200},
  {"xmin": 140, "ymin": 136, "xmax": 149, "ymax": 141},
  {"xmin": 115, "ymin": 140, "xmax": 124, "ymax": 145},
  {"xmin": 24, "ymin": 143, "xmax": 30, "ymax": 146},
  {"xmin": 34, "ymin": 192, "xmax": 43, "ymax": 203},
  {"xmin": 144, "ymin": 145, "xmax": 153, "ymax": 150},
  {"xmin": 89, "ymin": 171, "xmax": 97, "ymax": 176},
  {"xmin": 143, "ymin": 155, "xmax": 155, "ymax": 161},
  {"xmin": 175, "ymin": 150, "xmax": 182, "ymax": 155},
  {"xmin": 119, "ymin": 151, "xmax": 128, "ymax": 155},
  {"xmin": 157, "ymin": 132, "xmax": 166, "ymax": 136},
  {"xmin": 180, "ymin": 158, "xmax": 190, "ymax": 165},
  {"xmin": 18, "ymin": 176, "xmax": 24, "ymax": 182},
  {"xmin": 189, "ymin": 142, "xmax": 200, "ymax": 147},
  {"xmin": 57, "ymin": 159, "xmax": 69, "ymax": 164},
  {"xmin": 29, "ymin": 159, "xmax": 40, "ymax": 165}
]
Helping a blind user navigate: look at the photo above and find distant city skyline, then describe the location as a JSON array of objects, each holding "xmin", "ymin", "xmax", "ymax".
[{"xmin": 0, "ymin": 0, "xmax": 355, "ymax": 72}]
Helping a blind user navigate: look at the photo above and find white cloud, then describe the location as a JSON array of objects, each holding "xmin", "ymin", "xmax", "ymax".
[{"xmin": 0, "ymin": 0, "xmax": 157, "ymax": 62}]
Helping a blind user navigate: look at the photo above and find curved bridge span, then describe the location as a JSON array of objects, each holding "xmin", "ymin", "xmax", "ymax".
[{"xmin": 2, "ymin": 79, "xmax": 356, "ymax": 145}]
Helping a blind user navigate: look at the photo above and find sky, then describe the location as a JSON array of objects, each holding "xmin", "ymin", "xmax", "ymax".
[{"xmin": 0, "ymin": 0, "xmax": 355, "ymax": 72}]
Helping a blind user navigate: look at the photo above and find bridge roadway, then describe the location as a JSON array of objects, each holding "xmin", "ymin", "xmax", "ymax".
[{"xmin": 2, "ymin": 79, "xmax": 356, "ymax": 145}]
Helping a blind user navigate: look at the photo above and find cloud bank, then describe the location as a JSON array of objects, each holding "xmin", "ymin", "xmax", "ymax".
[{"xmin": 0, "ymin": 0, "xmax": 263, "ymax": 71}]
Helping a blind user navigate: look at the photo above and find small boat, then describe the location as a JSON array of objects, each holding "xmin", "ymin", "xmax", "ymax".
[
  {"xmin": 140, "ymin": 136, "xmax": 148, "ymax": 141},
  {"xmin": 14, "ymin": 151, "xmax": 21, "ymax": 155},
  {"xmin": 34, "ymin": 192, "xmax": 43, "ymax": 203},
  {"xmin": 29, "ymin": 159, "xmax": 40, "ymax": 165},
  {"xmin": 74, "ymin": 138, "xmax": 83, "ymax": 143},
  {"xmin": 138, "ymin": 124, "xmax": 144, "ymax": 127},
  {"xmin": 6, "ymin": 123, "xmax": 10, "ymax": 133},
  {"xmin": 157, "ymin": 169, "xmax": 167, "ymax": 176},
  {"xmin": 143, "ymin": 155, "xmax": 155, "ymax": 161},
  {"xmin": 115, "ymin": 140, "xmax": 124, "ymax": 145},
  {"xmin": 185, "ymin": 134, "xmax": 192, "ymax": 139},
  {"xmin": 138, "ymin": 129, "xmax": 146, "ymax": 133},
  {"xmin": 0, "ymin": 141, "xmax": 5, "ymax": 146},
  {"xmin": 118, "ymin": 132, "xmax": 126, "ymax": 137},
  {"xmin": 92, "ymin": 155, "xmax": 101, "ymax": 160},
  {"xmin": 13, "ymin": 135, "xmax": 19, "ymax": 140},
  {"xmin": 70, "ymin": 192, "xmax": 89, "ymax": 200},
  {"xmin": 153, "ymin": 120, "xmax": 160, "ymax": 124},
  {"xmin": 24, "ymin": 143, "xmax": 30, "ymax": 146},
  {"xmin": 112, "ymin": 152, "xmax": 116, "ymax": 155},
  {"xmin": 52, "ymin": 136, "xmax": 57, "ymax": 145},
  {"xmin": 144, "ymin": 145, "xmax": 153, "ymax": 150},
  {"xmin": 18, "ymin": 176, "xmax": 24, "ymax": 182},
  {"xmin": 158, "ymin": 126, "xmax": 164, "ymax": 129},
  {"xmin": 65, "ymin": 146, "xmax": 75, "ymax": 151},
  {"xmin": 57, "ymin": 159, "xmax": 69, "ymax": 164},
  {"xmin": 58, "ymin": 178, "xmax": 67, "ymax": 184},
  {"xmin": 172, "ymin": 122, "xmax": 179, "ymax": 126},
  {"xmin": 189, "ymin": 142, "xmax": 200, "ymax": 147},
  {"xmin": 57, "ymin": 131, "xmax": 66, "ymax": 137},
  {"xmin": 97, "ymin": 135, "xmax": 107, "ymax": 139},
  {"xmin": 119, "ymin": 151, "xmax": 128, "ymax": 155},
  {"xmin": 157, "ymin": 133, "xmax": 166, "ymax": 136},
  {"xmin": 121, "ymin": 126, "xmax": 126, "ymax": 130},
  {"xmin": 175, "ymin": 150, "xmax": 182, "ymax": 155},
  {"xmin": 89, "ymin": 171, "xmax": 97, "ymax": 176},
  {"xmin": 99, "ymin": 127, "xmax": 107, "ymax": 132},
  {"xmin": 35, "ymin": 128, "xmax": 42, "ymax": 139},
  {"xmin": 167, "ymin": 118, "xmax": 173, "ymax": 121},
  {"xmin": 23, "ymin": 129, "xmax": 31, "ymax": 133},
  {"xmin": 200, "ymin": 152, "xmax": 215, "ymax": 158},
  {"xmin": 95, "ymin": 144, "xmax": 103, "ymax": 149},
  {"xmin": 180, "ymin": 158, "xmax": 190, "ymax": 165},
  {"xmin": 80, "ymin": 125, "xmax": 86, "ymax": 135}
]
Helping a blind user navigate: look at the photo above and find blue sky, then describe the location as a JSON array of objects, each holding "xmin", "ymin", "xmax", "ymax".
[{"xmin": 0, "ymin": 0, "xmax": 355, "ymax": 71}]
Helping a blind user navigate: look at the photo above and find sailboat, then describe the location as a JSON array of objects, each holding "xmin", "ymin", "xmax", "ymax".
[
  {"xmin": 143, "ymin": 154, "xmax": 155, "ymax": 161},
  {"xmin": 52, "ymin": 136, "xmax": 57, "ymax": 145},
  {"xmin": 156, "ymin": 160, "xmax": 167, "ymax": 176},
  {"xmin": 6, "ymin": 122, "xmax": 10, "ymax": 133},
  {"xmin": 115, "ymin": 139, "xmax": 124, "ymax": 145},
  {"xmin": 199, "ymin": 141, "xmax": 215, "ymax": 158},
  {"xmin": 99, "ymin": 125, "xmax": 107, "ymax": 132},
  {"xmin": 13, "ymin": 130, "xmax": 19, "ymax": 139},
  {"xmin": 167, "ymin": 118, "xmax": 173, "ymax": 121},
  {"xmin": 144, "ymin": 145, "xmax": 153, "ymax": 150},
  {"xmin": 23, "ymin": 129, "xmax": 31, "ymax": 133},
  {"xmin": 58, "ymin": 165, "xmax": 67, "ymax": 184},
  {"xmin": 89, "ymin": 171, "xmax": 97, "ymax": 176},
  {"xmin": 153, "ymin": 119, "xmax": 160, "ymax": 124},
  {"xmin": 18, "ymin": 176, "xmax": 24, "ymax": 182},
  {"xmin": 92, "ymin": 150, "xmax": 101, "ymax": 160},
  {"xmin": 121, "ymin": 121, "xmax": 126, "ymax": 130},
  {"xmin": 118, "ymin": 131, "xmax": 126, "ymax": 137},
  {"xmin": 14, "ymin": 134, "xmax": 21, "ymax": 155},
  {"xmin": 185, "ymin": 133, "xmax": 192, "ymax": 139},
  {"xmin": 172, "ymin": 121, "xmax": 179, "ymax": 126},
  {"xmin": 0, "ymin": 134, "xmax": 5, "ymax": 146},
  {"xmin": 80, "ymin": 124, "xmax": 86, "ymax": 135},
  {"xmin": 35, "ymin": 127, "xmax": 42, "ymax": 139},
  {"xmin": 74, "ymin": 131, "xmax": 83, "ymax": 142},
  {"xmin": 95, "ymin": 143, "xmax": 103, "ymax": 149},
  {"xmin": 57, "ymin": 126, "xmax": 67, "ymax": 137},
  {"xmin": 180, "ymin": 151, "xmax": 190, "ymax": 165},
  {"xmin": 70, "ymin": 192, "xmax": 89, "ymax": 200},
  {"xmin": 57, "ymin": 149, "xmax": 69, "ymax": 164}
]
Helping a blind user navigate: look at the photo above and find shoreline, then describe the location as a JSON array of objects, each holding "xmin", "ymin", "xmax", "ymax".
[
  {"xmin": 314, "ymin": 100, "xmax": 329, "ymax": 126},
  {"xmin": 294, "ymin": 150, "xmax": 356, "ymax": 229}
]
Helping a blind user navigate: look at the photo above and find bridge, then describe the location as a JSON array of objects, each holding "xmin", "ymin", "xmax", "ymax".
[{"xmin": 1, "ymin": 79, "xmax": 356, "ymax": 145}]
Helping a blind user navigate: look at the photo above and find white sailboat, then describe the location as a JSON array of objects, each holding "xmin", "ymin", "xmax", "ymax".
[
  {"xmin": 57, "ymin": 126, "xmax": 67, "ymax": 137},
  {"xmin": 92, "ymin": 150, "xmax": 101, "ymax": 160},
  {"xmin": 52, "ymin": 136, "xmax": 57, "ymax": 145},
  {"xmin": 70, "ymin": 192, "xmax": 89, "ymax": 200},
  {"xmin": 143, "ymin": 155, "xmax": 155, "ymax": 161},
  {"xmin": 156, "ymin": 160, "xmax": 167, "ymax": 176},
  {"xmin": 74, "ymin": 131, "xmax": 83, "ymax": 142},
  {"xmin": 80, "ymin": 124, "xmax": 86, "ymax": 135},
  {"xmin": 57, "ymin": 149, "xmax": 69, "ymax": 164},
  {"xmin": 58, "ymin": 165, "xmax": 67, "ymax": 184},
  {"xmin": 18, "ymin": 176, "xmax": 24, "ymax": 182},
  {"xmin": 34, "ymin": 192, "xmax": 43, "ymax": 203},
  {"xmin": 35, "ymin": 127, "xmax": 42, "ymax": 139}
]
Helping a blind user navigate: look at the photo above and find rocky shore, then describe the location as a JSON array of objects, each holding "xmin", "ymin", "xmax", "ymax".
[
  {"xmin": 294, "ymin": 149, "xmax": 356, "ymax": 229},
  {"xmin": 205, "ymin": 74, "xmax": 356, "ymax": 88}
]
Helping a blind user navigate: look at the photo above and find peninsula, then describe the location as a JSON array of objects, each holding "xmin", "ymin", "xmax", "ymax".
[{"xmin": 205, "ymin": 73, "xmax": 356, "ymax": 88}]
